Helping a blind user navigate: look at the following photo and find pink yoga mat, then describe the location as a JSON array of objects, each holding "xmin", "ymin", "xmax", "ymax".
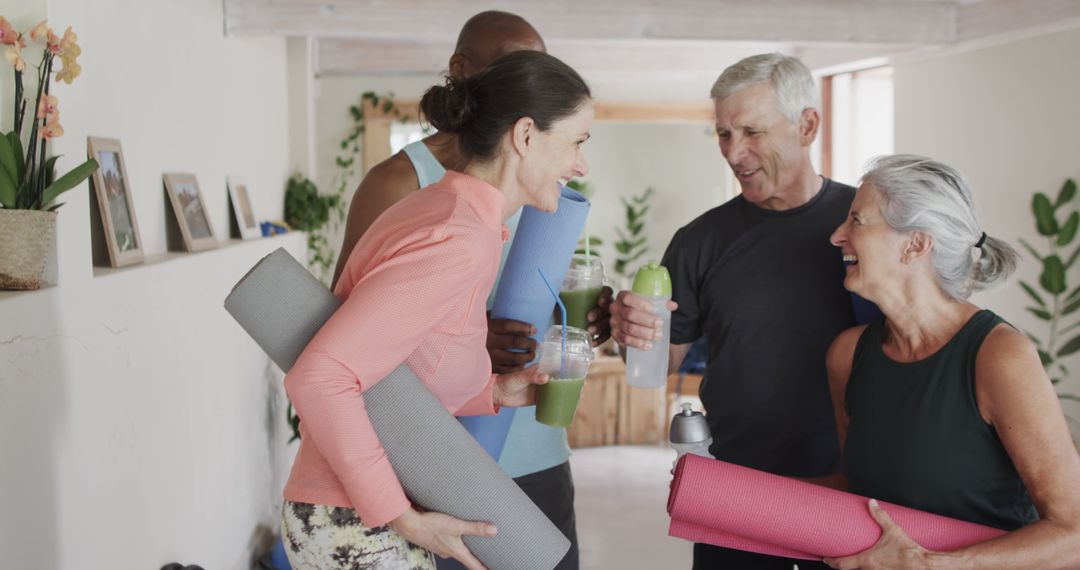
[{"xmin": 667, "ymin": 454, "xmax": 1006, "ymax": 560}]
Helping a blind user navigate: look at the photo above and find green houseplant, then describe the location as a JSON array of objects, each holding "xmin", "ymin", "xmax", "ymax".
[
  {"xmin": 284, "ymin": 172, "xmax": 339, "ymax": 285},
  {"xmin": 613, "ymin": 187, "xmax": 654, "ymax": 282},
  {"xmin": 567, "ymin": 179, "xmax": 603, "ymax": 256},
  {"xmin": 1018, "ymin": 178, "xmax": 1080, "ymax": 412},
  {"xmin": 0, "ymin": 17, "xmax": 98, "ymax": 289}
]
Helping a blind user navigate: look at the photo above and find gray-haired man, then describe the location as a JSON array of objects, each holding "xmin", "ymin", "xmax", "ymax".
[{"xmin": 611, "ymin": 53, "xmax": 856, "ymax": 569}]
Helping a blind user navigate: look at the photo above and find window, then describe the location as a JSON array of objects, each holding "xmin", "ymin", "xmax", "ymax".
[{"xmin": 821, "ymin": 66, "xmax": 894, "ymax": 186}]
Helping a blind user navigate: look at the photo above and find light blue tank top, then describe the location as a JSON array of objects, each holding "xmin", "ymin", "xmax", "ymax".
[{"xmin": 401, "ymin": 140, "xmax": 570, "ymax": 477}]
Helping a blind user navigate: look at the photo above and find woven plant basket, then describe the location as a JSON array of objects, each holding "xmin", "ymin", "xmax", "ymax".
[{"xmin": 0, "ymin": 209, "xmax": 58, "ymax": 290}]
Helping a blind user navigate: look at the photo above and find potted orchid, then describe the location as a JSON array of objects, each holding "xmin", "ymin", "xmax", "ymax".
[{"xmin": 0, "ymin": 17, "xmax": 97, "ymax": 289}]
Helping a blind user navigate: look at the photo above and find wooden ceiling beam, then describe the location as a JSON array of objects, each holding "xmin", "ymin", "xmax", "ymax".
[
  {"xmin": 956, "ymin": 0, "xmax": 1080, "ymax": 42},
  {"xmin": 314, "ymin": 37, "xmax": 908, "ymax": 76},
  {"xmin": 225, "ymin": 0, "xmax": 959, "ymax": 45}
]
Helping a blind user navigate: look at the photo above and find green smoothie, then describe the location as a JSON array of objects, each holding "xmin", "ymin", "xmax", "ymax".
[
  {"xmin": 559, "ymin": 286, "xmax": 603, "ymax": 330},
  {"xmin": 536, "ymin": 376, "xmax": 586, "ymax": 427}
]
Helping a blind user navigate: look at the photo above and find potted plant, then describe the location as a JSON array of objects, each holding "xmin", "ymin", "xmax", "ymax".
[
  {"xmin": 613, "ymin": 186, "xmax": 654, "ymax": 286},
  {"xmin": 1019, "ymin": 178, "xmax": 1080, "ymax": 406},
  {"xmin": 283, "ymin": 172, "xmax": 339, "ymax": 286},
  {"xmin": 0, "ymin": 17, "xmax": 97, "ymax": 289}
]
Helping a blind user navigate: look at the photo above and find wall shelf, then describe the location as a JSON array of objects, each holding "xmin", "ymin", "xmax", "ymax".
[{"xmin": 91, "ymin": 233, "xmax": 301, "ymax": 278}]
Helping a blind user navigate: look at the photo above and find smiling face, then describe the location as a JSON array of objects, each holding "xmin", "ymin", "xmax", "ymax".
[
  {"xmin": 830, "ymin": 182, "xmax": 914, "ymax": 299},
  {"xmin": 714, "ymin": 82, "xmax": 816, "ymax": 210},
  {"xmin": 518, "ymin": 101, "xmax": 594, "ymax": 212}
]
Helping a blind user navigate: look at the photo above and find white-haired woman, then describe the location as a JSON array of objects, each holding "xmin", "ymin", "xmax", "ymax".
[{"xmin": 824, "ymin": 155, "xmax": 1080, "ymax": 569}]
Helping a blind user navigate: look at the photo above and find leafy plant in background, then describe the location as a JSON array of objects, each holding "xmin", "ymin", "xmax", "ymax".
[
  {"xmin": 286, "ymin": 405, "xmax": 301, "ymax": 444},
  {"xmin": 575, "ymin": 235, "xmax": 603, "ymax": 256},
  {"xmin": 613, "ymin": 187, "xmax": 654, "ymax": 279},
  {"xmin": 567, "ymin": 179, "xmax": 603, "ymax": 256},
  {"xmin": 331, "ymin": 92, "xmax": 409, "ymax": 211},
  {"xmin": 0, "ymin": 17, "xmax": 97, "ymax": 210},
  {"xmin": 284, "ymin": 172, "xmax": 339, "ymax": 284},
  {"xmin": 1019, "ymin": 178, "xmax": 1080, "ymax": 407}
]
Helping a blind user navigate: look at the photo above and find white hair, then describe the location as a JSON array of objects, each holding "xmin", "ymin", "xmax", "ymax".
[
  {"xmin": 709, "ymin": 53, "xmax": 819, "ymax": 123},
  {"xmin": 862, "ymin": 154, "xmax": 1018, "ymax": 300}
]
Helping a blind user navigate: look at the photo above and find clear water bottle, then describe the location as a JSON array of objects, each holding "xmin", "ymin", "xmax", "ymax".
[
  {"xmin": 669, "ymin": 403, "xmax": 713, "ymax": 469},
  {"xmin": 625, "ymin": 261, "xmax": 672, "ymax": 389}
]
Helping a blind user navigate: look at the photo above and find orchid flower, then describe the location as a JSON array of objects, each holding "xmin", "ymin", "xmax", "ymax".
[
  {"xmin": 0, "ymin": 19, "xmax": 95, "ymax": 211},
  {"xmin": 59, "ymin": 27, "xmax": 76, "ymax": 52},
  {"xmin": 41, "ymin": 120, "xmax": 63, "ymax": 140},
  {"xmin": 45, "ymin": 30, "xmax": 61, "ymax": 53},
  {"xmin": 0, "ymin": 17, "xmax": 17, "ymax": 46},
  {"xmin": 3, "ymin": 39, "xmax": 24, "ymax": 71},
  {"xmin": 29, "ymin": 20, "xmax": 49, "ymax": 42},
  {"xmin": 37, "ymin": 94, "xmax": 58, "ymax": 119},
  {"xmin": 55, "ymin": 58, "xmax": 80, "ymax": 84},
  {"xmin": 40, "ymin": 105, "xmax": 64, "ymax": 139}
]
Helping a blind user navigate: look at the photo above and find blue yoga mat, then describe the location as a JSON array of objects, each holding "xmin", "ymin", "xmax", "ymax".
[{"xmin": 458, "ymin": 184, "xmax": 591, "ymax": 461}]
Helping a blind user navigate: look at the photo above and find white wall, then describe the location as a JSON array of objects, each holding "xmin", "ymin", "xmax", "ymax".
[
  {"xmin": 893, "ymin": 25, "xmax": 1080, "ymax": 421},
  {"xmin": 0, "ymin": 0, "xmax": 300, "ymax": 568}
]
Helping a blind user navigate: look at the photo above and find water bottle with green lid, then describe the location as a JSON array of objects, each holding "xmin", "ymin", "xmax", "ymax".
[{"xmin": 625, "ymin": 260, "xmax": 672, "ymax": 389}]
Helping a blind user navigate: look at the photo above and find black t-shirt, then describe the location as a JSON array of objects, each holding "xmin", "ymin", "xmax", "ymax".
[{"xmin": 661, "ymin": 178, "xmax": 856, "ymax": 477}]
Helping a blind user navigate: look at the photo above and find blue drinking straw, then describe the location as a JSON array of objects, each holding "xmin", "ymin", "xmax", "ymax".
[{"xmin": 537, "ymin": 268, "xmax": 568, "ymax": 377}]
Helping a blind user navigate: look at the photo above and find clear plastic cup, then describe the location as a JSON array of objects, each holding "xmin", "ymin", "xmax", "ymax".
[
  {"xmin": 535, "ymin": 325, "xmax": 595, "ymax": 427},
  {"xmin": 559, "ymin": 254, "xmax": 605, "ymax": 331}
]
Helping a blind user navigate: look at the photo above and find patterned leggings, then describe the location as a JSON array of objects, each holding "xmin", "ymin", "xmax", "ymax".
[{"xmin": 281, "ymin": 500, "xmax": 436, "ymax": 569}]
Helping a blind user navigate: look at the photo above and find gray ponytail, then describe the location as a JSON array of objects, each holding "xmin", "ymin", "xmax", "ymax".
[
  {"xmin": 970, "ymin": 235, "xmax": 1019, "ymax": 295},
  {"xmin": 862, "ymin": 155, "xmax": 1018, "ymax": 299}
]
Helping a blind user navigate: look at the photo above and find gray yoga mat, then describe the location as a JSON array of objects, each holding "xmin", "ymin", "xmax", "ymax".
[{"xmin": 224, "ymin": 247, "xmax": 570, "ymax": 570}]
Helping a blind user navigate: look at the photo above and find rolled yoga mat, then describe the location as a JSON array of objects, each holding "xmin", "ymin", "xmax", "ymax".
[
  {"xmin": 667, "ymin": 453, "xmax": 1007, "ymax": 560},
  {"xmin": 224, "ymin": 248, "xmax": 571, "ymax": 570},
  {"xmin": 458, "ymin": 184, "xmax": 591, "ymax": 460}
]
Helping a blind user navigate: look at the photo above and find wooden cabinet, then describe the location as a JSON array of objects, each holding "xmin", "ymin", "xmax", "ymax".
[{"xmin": 567, "ymin": 356, "xmax": 667, "ymax": 448}]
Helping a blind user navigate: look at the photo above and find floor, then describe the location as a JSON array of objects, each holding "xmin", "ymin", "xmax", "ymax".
[{"xmin": 570, "ymin": 445, "xmax": 693, "ymax": 570}]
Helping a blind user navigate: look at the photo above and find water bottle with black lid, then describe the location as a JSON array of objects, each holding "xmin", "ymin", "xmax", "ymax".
[{"xmin": 669, "ymin": 403, "xmax": 713, "ymax": 470}]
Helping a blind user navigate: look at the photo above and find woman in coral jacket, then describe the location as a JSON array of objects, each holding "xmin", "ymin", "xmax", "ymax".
[{"xmin": 281, "ymin": 51, "xmax": 595, "ymax": 570}]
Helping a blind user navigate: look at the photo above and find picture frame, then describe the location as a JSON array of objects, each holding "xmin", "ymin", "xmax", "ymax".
[
  {"xmin": 87, "ymin": 136, "xmax": 145, "ymax": 267},
  {"xmin": 162, "ymin": 173, "xmax": 218, "ymax": 252},
  {"xmin": 227, "ymin": 176, "xmax": 260, "ymax": 240}
]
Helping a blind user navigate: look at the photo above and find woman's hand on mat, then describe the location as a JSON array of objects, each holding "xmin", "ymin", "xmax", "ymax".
[
  {"xmin": 494, "ymin": 364, "xmax": 549, "ymax": 407},
  {"xmin": 587, "ymin": 286, "xmax": 615, "ymax": 346},
  {"xmin": 486, "ymin": 315, "xmax": 538, "ymax": 374},
  {"xmin": 610, "ymin": 290, "xmax": 678, "ymax": 350},
  {"xmin": 823, "ymin": 499, "xmax": 932, "ymax": 569},
  {"xmin": 390, "ymin": 507, "xmax": 495, "ymax": 570}
]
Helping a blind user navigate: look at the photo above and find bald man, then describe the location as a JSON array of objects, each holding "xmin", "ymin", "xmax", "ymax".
[{"xmin": 331, "ymin": 11, "xmax": 609, "ymax": 570}]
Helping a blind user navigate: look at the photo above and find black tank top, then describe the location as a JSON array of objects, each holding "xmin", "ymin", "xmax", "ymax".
[{"xmin": 843, "ymin": 310, "xmax": 1037, "ymax": 530}]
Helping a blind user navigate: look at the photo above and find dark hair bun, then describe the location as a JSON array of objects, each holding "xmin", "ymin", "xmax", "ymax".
[
  {"xmin": 420, "ymin": 51, "xmax": 591, "ymax": 160},
  {"xmin": 420, "ymin": 77, "xmax": 476, "ymax": 134}
]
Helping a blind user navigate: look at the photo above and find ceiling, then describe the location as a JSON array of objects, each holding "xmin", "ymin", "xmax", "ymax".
[{"xmin": 223, "ymin": 0, "xmax": 1080, "ymax": 76}]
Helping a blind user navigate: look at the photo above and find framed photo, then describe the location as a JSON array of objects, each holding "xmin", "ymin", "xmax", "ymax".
[
  {"xmin": 163, "ymin": 173, "xmax": 218, "ymax": 252},
  {"xmin": 227, "ymin": 176, "xmax": 260, "ymax": 240},
  {"xmin": 87, "ymin": 136, "xmax": 144, "ymax": 267}
]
